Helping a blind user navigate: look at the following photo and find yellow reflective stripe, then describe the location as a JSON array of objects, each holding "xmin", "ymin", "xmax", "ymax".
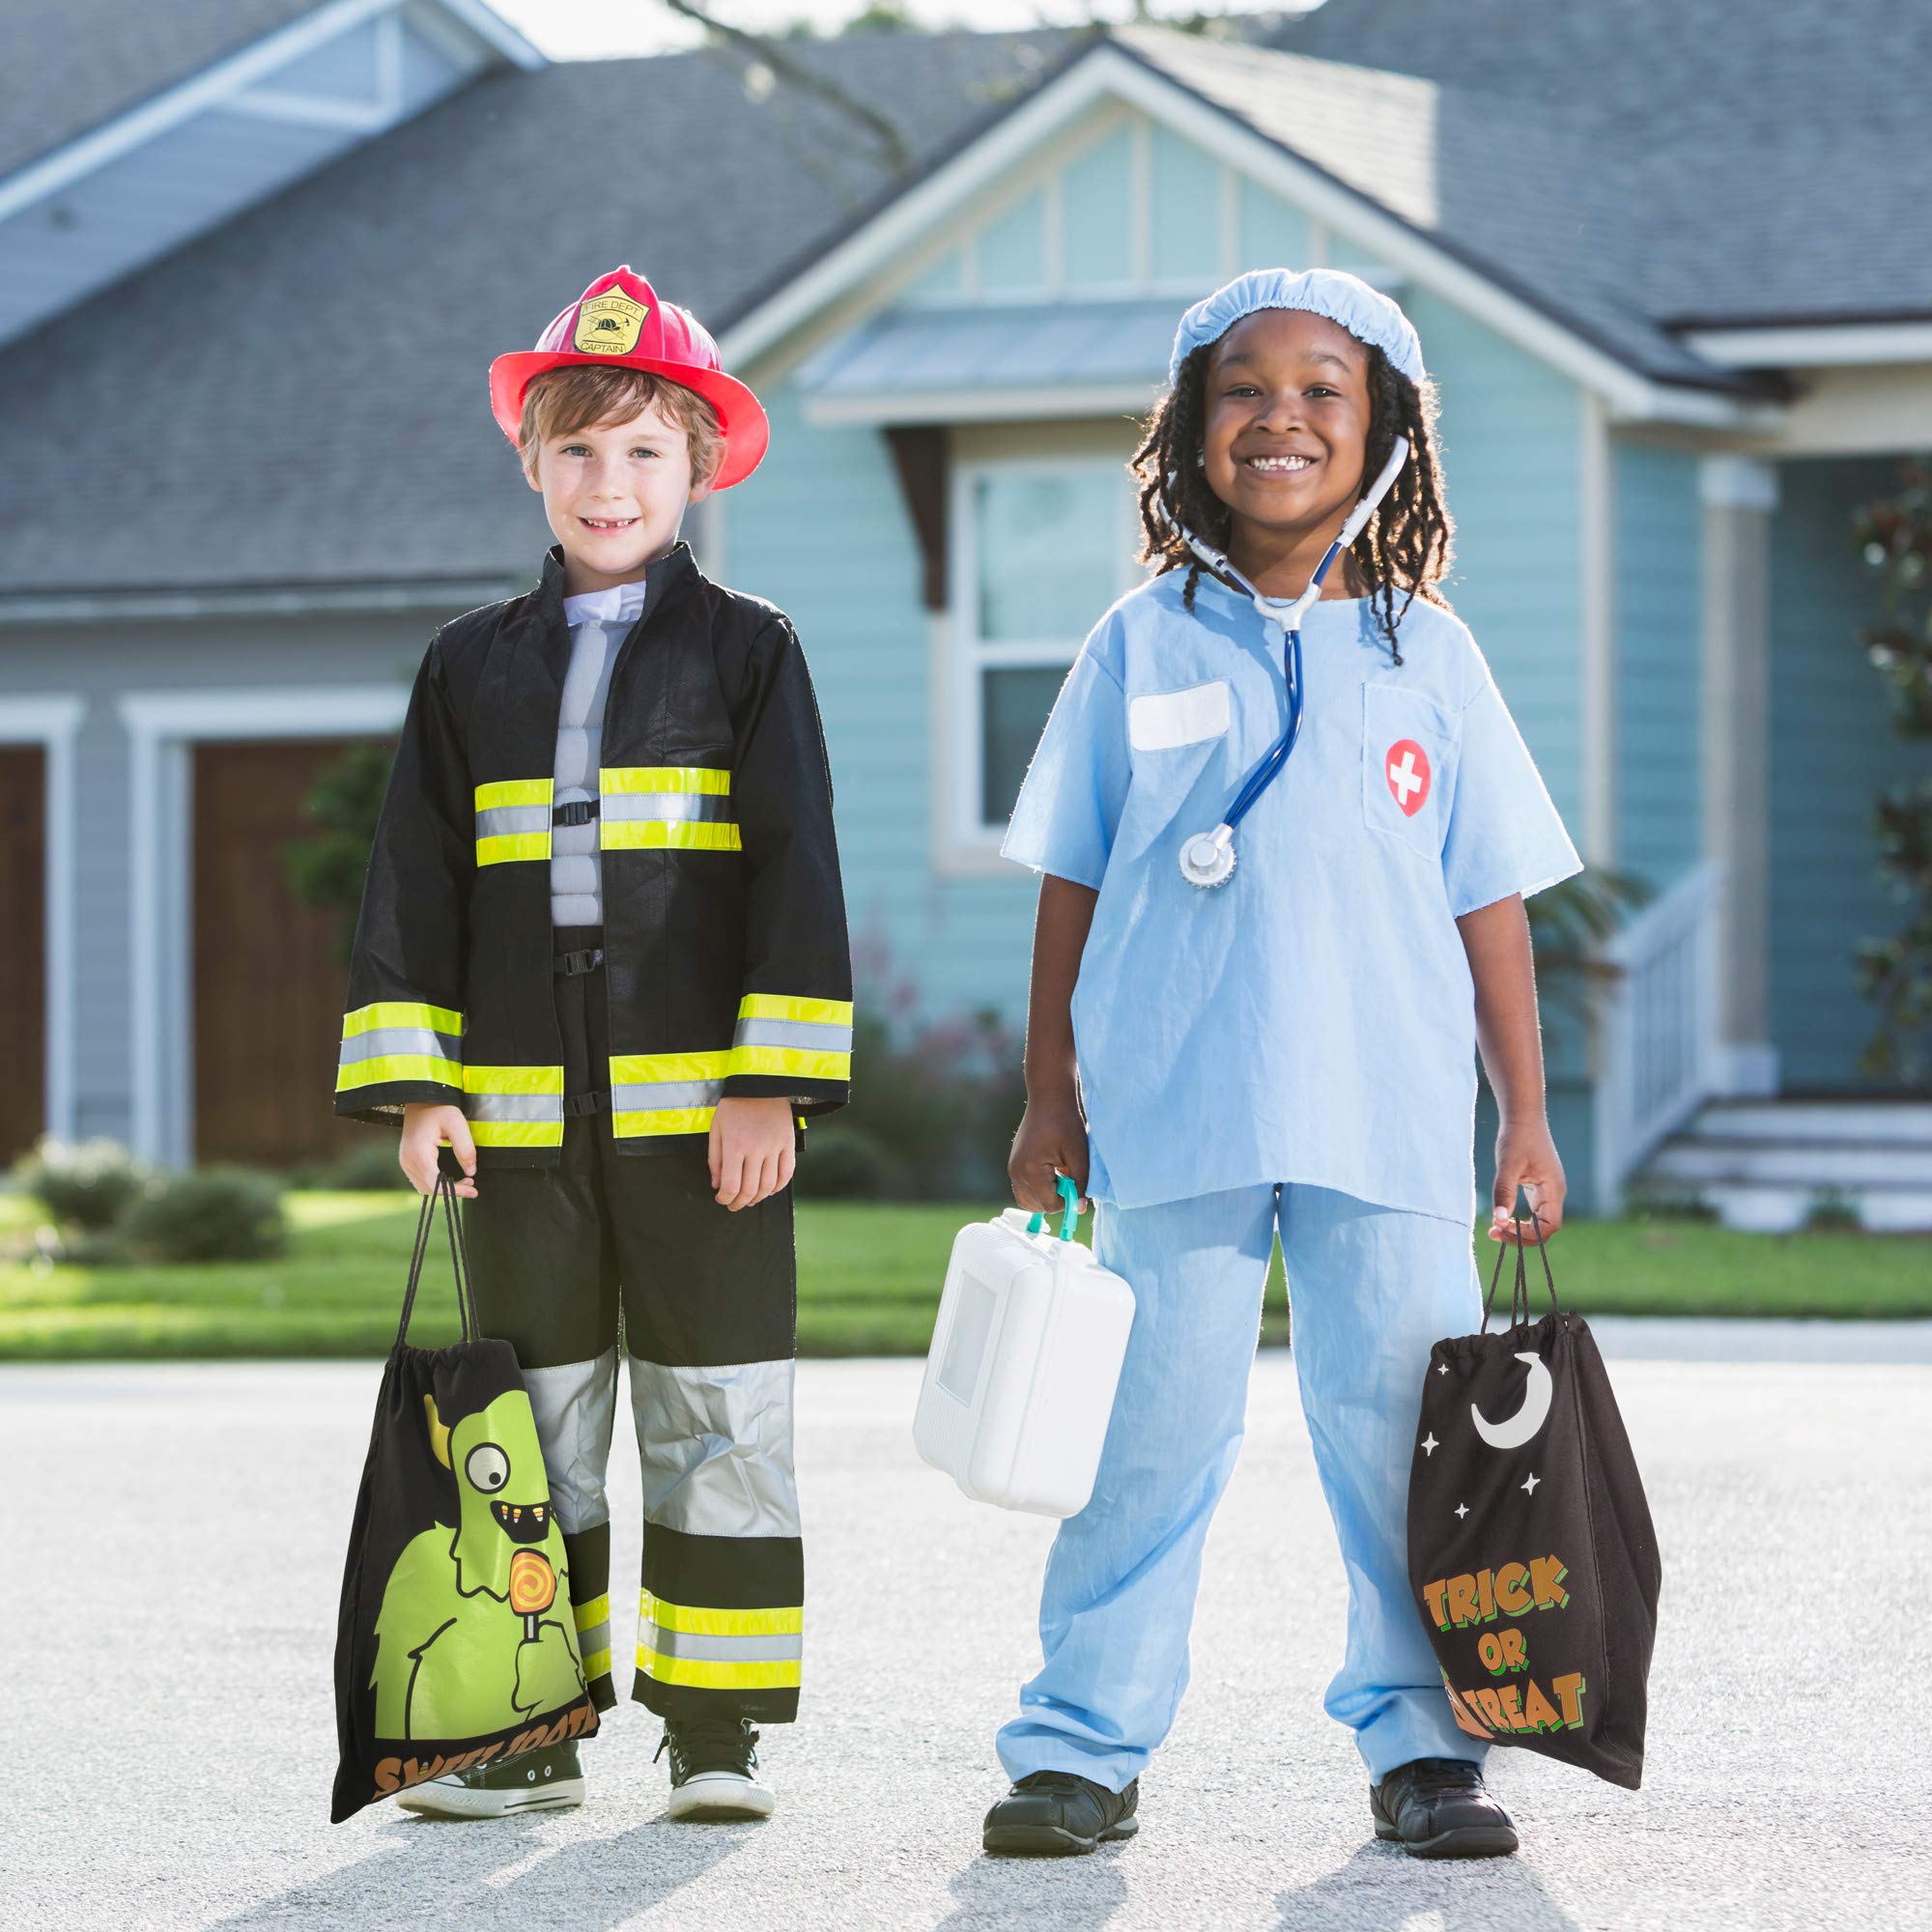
[
  {"xmin": 600, "ymin": 766, "xmax": 731, "ymax": 796},
  {"xmin": 728, "ymin": 1045, "xmax": 850, "ymax": 1082},
  {"xmin": 464, "ymin": 1065, "xmax": 565, "ymax": 1095},
  {"xmin": 736, "ymin": 995, "xmax": 854, "ymax": 1028},
  {"xmin": 609, "ymin": 1051, "xmax": 731, "ymax": 1085},
  {"xmin": 639, "ymin": 1592, "xmax": 803, "ymax": 1637},
  {"xmin": 477, "ymin": 832, "xmax": 552, "ymax": 867},
  {"xmin": 600, "ymin": 820, "xmax": 741, "ymax": 853},
  {"xmin": 335, "ymin": 1055, "xmax": 462, "ymax": 1093},
  {"xmin": 572, "ymin": 1595, "xmax": 610, "ymax": 1631},
  {"xmin": 475, "ymin": 778, "xmax": 554, "ymax": 810},
  {"xmin": 635, "ymin": 1649, "xmax": 801, "ymax": 1690},
  {"xmin": 581, "ymin": 1647, "xmax": 611, "ymax": 1681},
  {"xmin": 469, "ymin": 1120, "xmax": 565, "ymax": 1149},
  {"xmin": 611, "ymin": 1107, "xmax": 716, "ymax": 1139},
  {"xmin": 341, "ymin": 1001, "xmax": 464, "ymax": 1038}
]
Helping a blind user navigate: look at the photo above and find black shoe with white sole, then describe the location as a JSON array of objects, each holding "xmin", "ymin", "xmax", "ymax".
[
  {"xmin": 396, "ymin": 1742, "xmax": 584, "ymax": 1820},
  {"xmin": 657, "ymin": 1717, "xmax": 775, "ymax": 1820},
  {"xmin": 982, "ymin": 1771, "xmax": 1140, "ymax": 1856},
  {"xmin": 1370, "ymin": 1758, "xmax": 1518, "ymax": 1859}
]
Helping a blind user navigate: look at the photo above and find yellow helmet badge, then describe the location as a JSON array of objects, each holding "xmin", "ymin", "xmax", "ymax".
[{"xmin": 573, "ymin": 287, "xmax": 650, "ymax": 355}]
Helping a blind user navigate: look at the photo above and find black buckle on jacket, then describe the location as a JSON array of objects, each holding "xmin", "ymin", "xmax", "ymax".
[
  {"xmin": 552, "ymin": 798, "xmax": 600, "ymax": 828},
  {"xmin": 563, "ymin": 1089, "xmax": 610, "ymax": 1118},
  {"xmin": 553, "ymin": 947, "xmax": 605, "ymax": 977}
]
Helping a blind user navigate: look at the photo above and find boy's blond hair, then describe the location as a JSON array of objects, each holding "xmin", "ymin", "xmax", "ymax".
[{"xmin": 519, "ymin": 365, "xmax": 724, "ymax": 487}]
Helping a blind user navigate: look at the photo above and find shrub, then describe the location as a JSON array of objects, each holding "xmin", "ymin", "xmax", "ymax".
[
  {"xmin": 119, "ymin": 1167, "xmax": 288, "ymax": 1264},
  {"xmin": 306, "ymin": 1138, "xmax": 412, "ymax": 1191},
  {"xmin": 795, "ymin": 1123, "xmax": 909, "ymax": 1199},
  {"xmin": 11, "ymin": 1137, "xmax": 151, "ymax": 1231}
]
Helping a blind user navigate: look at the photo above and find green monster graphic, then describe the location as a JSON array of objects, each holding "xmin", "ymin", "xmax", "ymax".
[{"xmin": 371, "ymin": 1388, "xmax": 586, "ymax": 1740}]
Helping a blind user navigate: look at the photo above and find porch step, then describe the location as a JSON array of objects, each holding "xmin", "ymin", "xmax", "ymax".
[{"xmin": 1631, "ymin": 1100, "xmax": 1932, "ymax": 1233}]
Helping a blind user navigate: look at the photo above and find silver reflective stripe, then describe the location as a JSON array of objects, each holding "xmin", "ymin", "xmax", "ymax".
[
  {"xmin": 337, "ymin": 1026, "xmax": 463, "ymax": 1065},
  {"xmin": 575, "ymin": 1619, "xmax": 611, "ymax": 1660},
  {"xmin": 609, "ymin": 1077, "xmax": 725, "ymax": 1112},
  {"xmin": 639, "ymin": 1625, "xmax": 804, "ymax": 1663},
  {"xmin": 731, "ymin": 1017, "xmax": 855, "ymax": 1055},
  {"xmin": 521, "ymin": 1350, "xmax": 619, "ymax": 1533},
  {"xmin": 630, "ymin": 1356, "xmax": 800, "ymax": 1539},
  {"xmin": 476, "ymin": 804, "xmax": 552, "ymax": 839},
  {"xmin": 600, "ymin": 791, "xmax": 733, "ymax": 824},
  {"xmin": 466, "ymin": 1092, "xmax": 566, "ymax": 1124}
]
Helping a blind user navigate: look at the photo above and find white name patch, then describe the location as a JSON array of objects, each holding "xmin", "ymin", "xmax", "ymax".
[{"xmin": 1127, "ymin": 680, "xmax": 1232, "ymax": 753}]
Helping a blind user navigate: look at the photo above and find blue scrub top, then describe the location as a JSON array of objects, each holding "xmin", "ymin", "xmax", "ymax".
[{"xmin": 1002, "ymin": 567, "xmax": 1582, "ymax": 1225}]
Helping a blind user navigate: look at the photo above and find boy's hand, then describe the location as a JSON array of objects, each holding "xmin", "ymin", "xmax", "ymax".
[
  {"xmin": 1009, "ymin": 1092, "xmax": 1090, "ymax": 1218},
  {"xmin": 1490, "ymin": 1118, "xmax": 1565, "ymax": 1243},
  {"xmin": 400, "ymin": 1102, "xmax": 476, "ymax": 1199},
  {"xmin": 709, "ymin": 1097, "xmax": 796, "ymax": 1210}
]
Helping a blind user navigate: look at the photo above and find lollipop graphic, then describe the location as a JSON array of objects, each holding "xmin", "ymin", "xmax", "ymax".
[{"xmin": 508, "ymin": 1548, "xmax": 557, "ymax": 1641}]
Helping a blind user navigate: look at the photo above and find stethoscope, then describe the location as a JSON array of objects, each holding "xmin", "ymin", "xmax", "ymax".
[{"xmin": 1172, "ymin": 437, "xmax": 1411, "ymax": 889}]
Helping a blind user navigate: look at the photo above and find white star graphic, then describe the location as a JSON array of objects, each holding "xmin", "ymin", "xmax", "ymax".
[
  {"xmin": 1421, "ymin": 1433, "xmax": 1439, "ymax": 1457},
  {"xmin": 1521, "ymin": 1471, "xmax": 1541, "ymax": 1496},
  {"xmin": 1436, "ymin": 1363, "xmax": 1449, "ymax": 1377},
  {"xmin": 1454, "ymin": 1502, "xmax": 1469, "ymax": 1520}
]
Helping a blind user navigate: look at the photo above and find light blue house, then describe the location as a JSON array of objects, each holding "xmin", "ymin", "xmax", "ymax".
[{"xmin": 2, "ymin": 2, "xmax": 1928, "ymax": 1223}]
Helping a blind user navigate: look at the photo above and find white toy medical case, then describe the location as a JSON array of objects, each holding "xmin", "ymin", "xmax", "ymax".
[{"xmin": 913, "ymin": 1179, "xmax": 1136, "ymax": 1518}]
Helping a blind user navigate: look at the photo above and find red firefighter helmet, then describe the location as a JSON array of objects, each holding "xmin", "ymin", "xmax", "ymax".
[{"xmin": 488, "ymin": 265, "xmax": 770, "ymax": 491}]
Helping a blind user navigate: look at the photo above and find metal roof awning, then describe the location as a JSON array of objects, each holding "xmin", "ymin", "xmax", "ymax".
[{"xmin": 793, "ymin": 298, "xmax": 1191, "ymax": 424}]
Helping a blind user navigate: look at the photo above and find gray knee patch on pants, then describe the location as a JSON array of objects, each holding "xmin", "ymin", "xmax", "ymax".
[
  {"xmin": 629, "ymin": 1356, "xmax": 801, "ymax": 1539},
  {"xmin": 522, "ymin": 1349, "xmax": 619, "ymax": 1534}
]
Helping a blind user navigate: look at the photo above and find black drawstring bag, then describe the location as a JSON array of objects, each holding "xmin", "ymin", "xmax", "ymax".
[
  {"xmin": 1406, "ymin": 1214, "xmax": 1661, "ymax": 1789},
  {"xmin": 329, "ymin": 1177, "xmax": 599, "ymax": 1824}
]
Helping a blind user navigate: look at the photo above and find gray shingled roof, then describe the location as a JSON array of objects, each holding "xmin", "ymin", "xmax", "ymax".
[
  {"xmin": 0, "ymin": 28, "xmax": 1082, "ymax": 595},
  {"xmin": 0, "ymin": 0, "xmax": 323, "ymax": 182},
  {"xmin": 1271, "ymin": 0, "xmax": 1932, "ymax": 327}
]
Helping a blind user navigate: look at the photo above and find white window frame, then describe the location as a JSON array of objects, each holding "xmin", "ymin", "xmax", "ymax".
[{"xmin": 940, "ymin": 453, "xmax": 1141, "ymax": 873}]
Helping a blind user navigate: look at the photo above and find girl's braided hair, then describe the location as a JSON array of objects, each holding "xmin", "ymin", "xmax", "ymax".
[{"xmin": 1131, "ymin": 330, "xmax": 1455, "ymax": 665}]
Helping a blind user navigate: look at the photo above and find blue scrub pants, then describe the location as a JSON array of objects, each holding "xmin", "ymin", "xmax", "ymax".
[{"xmin": 996, "ymin": 1183, "xmax": 1485, "ymax": 1790}]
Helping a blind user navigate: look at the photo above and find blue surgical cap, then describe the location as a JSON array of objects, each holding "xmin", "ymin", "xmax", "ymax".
[{"xmin": 1168, "ymin": 268, "xmax": 1427, "ymax": 388}]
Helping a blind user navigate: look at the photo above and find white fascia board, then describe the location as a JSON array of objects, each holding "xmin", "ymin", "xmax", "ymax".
[
  {"xmin": 802, "ymin": 383, "xmax": 1158, "ymax": 427},
  {"xmin": 722, "ymin": 41, "xmax": 1767, "ymax": 433},
  {"xmin": 0, "ymin": 0, "xmax": 541, "ymax": 224},
  {"xmin": 118, "ymin": 685, "xmax": 409, "ymax": 737},
  {"xmin": 1684, "ymin": 321, "xmax": 1932, "ymax": 368},
  {"xmin": 0, "ymin": 580, "xmax": 517, "ymax": 624}
]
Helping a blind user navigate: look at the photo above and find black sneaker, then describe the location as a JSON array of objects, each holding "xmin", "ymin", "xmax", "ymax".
[
  {"xmin": 982, "ymin": 1771, "xmax": 1140, "ymax": 1856},
  {"xmin": 656, "ymin": 1717, "xmax": 775, "ymax": 1820},
  {"xmin": 396, "ymin": 1741, "xmax": 584, "ymax": 1819},
  {"xmin": 1370, "ymin": 1757, "xmax": 1518, "ymax": 1859}
]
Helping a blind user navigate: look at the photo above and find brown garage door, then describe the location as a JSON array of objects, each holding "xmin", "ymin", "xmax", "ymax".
[
  {"xmin": 193, "ymin": 738, "xmax": 387, "ymax": 1169},
  {"xmin": 0, "ymin": 747, "xmax": 45, "ymax": 1164}
]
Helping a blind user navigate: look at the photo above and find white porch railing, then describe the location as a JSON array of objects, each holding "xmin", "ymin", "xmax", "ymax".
[{"xmin": 1590, "ymin": 862, "xmax": 1724, "ymax": 1212}]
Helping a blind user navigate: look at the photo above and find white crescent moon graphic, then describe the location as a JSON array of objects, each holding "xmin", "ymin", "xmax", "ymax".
[{"xmin": 1470, "ymin": 1351, "xmax": 1552, "ymax": 1450}]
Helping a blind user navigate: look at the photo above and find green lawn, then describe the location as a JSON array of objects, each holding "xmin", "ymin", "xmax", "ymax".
[{"xmin": 0, "ymin": 1190, "xmax": 1926, "ymax": 1361}]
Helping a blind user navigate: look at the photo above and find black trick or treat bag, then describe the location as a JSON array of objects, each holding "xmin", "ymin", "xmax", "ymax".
[
  {"xmin": 1407, "ymin": 1216, "xmax": 1661, "ymax": 1789},
  {"xmin": 330, "ymin": 1178, "xmax": 599, "ymax": 1824}
]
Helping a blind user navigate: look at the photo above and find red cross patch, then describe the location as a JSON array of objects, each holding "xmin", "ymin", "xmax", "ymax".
[{"xmin": 1385, "ymin": 739, "xmax": 1431, "ymax": 816}]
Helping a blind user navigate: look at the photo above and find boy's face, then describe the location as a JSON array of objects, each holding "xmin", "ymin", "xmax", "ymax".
[
  {"xmin": 525, "ymin": 394, "xmax": 715, "ymax": 594},
  {"xmin": 1201, "ymin": 308, "xmax": 1372, "ymax": 540}
]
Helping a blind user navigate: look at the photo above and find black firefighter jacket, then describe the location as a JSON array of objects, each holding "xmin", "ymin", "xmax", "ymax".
[{"xmin": 332, "ymin": 541, "xmax": 852, "ymax": 1165}]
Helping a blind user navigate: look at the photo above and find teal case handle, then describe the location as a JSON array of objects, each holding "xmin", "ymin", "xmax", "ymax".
[{"xmin": 1025, "ymin": 1173, "xmax": 1081, "ymax": 1242}]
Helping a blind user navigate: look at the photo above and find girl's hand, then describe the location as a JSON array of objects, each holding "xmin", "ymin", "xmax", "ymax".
[
  {"xmin": 1490, "ymin": 1119, "xmax": 1565, "ymax": 1243},
  {"xmin": 1009, "ymin": 1093, "xmax": 1091, "ymax": 1217},
  {"xmin": 709, "ymin": 1096, "xmax": 797, "ymax": 1210},
  {"xmin": 400, "ymin": 1103, "xmax": 476, "ymax": 1199}
]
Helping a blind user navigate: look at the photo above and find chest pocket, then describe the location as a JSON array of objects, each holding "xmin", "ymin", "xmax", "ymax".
[{"xmin": 1361, "ymin": 683, "xmax": 1452, "ymax": 862}]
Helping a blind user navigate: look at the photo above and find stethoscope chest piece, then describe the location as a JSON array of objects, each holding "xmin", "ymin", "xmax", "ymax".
[{"xmin": 1179, "ymin": 825, "xmax": 1236, "ymax": 889}]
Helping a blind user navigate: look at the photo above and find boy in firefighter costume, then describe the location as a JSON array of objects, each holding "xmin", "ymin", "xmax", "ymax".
[{"xmin": 334, "ymin": 266, "xmax": 851, "ymax": 1822}]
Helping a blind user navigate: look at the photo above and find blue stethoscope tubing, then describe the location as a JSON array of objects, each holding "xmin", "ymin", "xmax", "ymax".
[{"xmin": 1176, "ymin": 437, "xmax": 1412, "ymax": 889}]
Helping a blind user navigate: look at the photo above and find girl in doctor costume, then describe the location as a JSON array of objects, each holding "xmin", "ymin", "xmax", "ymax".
[{"xmin": 980, "ymin": 270, "xmax": 1581, "ymax": 1862}]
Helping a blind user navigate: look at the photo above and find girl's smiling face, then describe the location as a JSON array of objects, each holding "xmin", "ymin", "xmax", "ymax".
[
  {"xmin": 1201, "ymin": 307, "xmax": 1372, "ymax": 545},
  {"xmin": 525, "ymin": 395, "xmax": 713, "ymax": 594}
]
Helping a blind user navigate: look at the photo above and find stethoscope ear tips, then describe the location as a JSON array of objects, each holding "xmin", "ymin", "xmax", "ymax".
[{"xmin": 1179, "ymin": 826, "xmax": 1236, "ymax": 889}]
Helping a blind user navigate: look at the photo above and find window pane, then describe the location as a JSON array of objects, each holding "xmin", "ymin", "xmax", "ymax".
[
  {"xmin": 982, "ymin": 665, "xmax": 1068, "ymax": 825},
  {"xmin": 975, "ymin": 469, "xmax": 1122, "ymax": 641}
]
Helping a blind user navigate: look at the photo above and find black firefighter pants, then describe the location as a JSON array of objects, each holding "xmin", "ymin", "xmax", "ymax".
[{"xmin": 463, "ymin": 927, "xmax": 803, "ymax": 1723}]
